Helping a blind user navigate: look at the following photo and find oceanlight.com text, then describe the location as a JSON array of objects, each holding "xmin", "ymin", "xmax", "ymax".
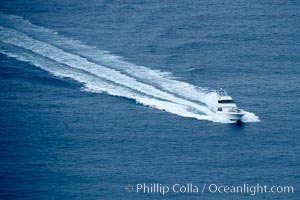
[{"xmin": 124, "ymin": 183, "xmax": 294, "ymax": 196}]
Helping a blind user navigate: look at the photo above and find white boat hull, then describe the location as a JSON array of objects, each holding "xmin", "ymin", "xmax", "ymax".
[
  {"xmin": 217, "ymin": 112, "xmax": 245, "ymax": 122},
  {"xmin": 227, "ymin": 113, "xmax": 244, "ymax": 122}
]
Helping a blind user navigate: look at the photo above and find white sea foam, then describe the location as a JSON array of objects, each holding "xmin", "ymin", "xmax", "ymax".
[
  {"xmin": 242, "ymin": 112, "xmax": 261, "ymax": 123},
  {"xmin": 0, "ymin": 12, "xmax": 216, "ymax": 107},
  {"xmin": 0, "ymin": 48, "xmax": 212, "ymax": 121},
  {"xmin": 0, "ymin": 13, "xmax": 260, "ymax": 123}
]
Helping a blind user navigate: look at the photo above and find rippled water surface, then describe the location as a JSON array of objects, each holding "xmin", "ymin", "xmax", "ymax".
[{"xmin": 0, "ymin": 0, "xmax": 299, "ymax": 199}]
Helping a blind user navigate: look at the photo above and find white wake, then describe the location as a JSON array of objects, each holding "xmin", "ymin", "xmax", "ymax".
[{"xmin": 0, "ymin": 13, "xmax": 260, "ymax": 123}]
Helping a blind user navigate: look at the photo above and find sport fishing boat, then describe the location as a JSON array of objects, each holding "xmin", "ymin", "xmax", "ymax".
[{"xmin": 215, "ymin": 88, "xmax": 245, "ymax": 123}]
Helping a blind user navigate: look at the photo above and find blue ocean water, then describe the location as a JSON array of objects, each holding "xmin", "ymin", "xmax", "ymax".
[{"xmin": 0, "ymin": 0, "xmax": 299, "ymax": 199}]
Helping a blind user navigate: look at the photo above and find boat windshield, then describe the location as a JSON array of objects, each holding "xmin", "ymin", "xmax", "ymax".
[{"xmin": 218, "ymin": 100, "xmax": 235, "ymax": 104}]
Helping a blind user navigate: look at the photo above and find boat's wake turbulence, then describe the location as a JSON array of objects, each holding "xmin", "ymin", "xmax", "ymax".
[{"xmin": 0, "ymin": 13, "xmax": 259, "ymax": 123}]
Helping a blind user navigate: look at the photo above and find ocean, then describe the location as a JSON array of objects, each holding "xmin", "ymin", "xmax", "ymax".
[{"xmin": 0, "ymin": 0, "xmax": 299, "ymax": 199}]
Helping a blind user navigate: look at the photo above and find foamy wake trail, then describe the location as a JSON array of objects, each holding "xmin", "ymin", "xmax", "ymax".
[
  {"xmin": 0, "ymin": 13, "xmax": 260, "ymax": 123},
  {"xmin": 0, "ymin": 47, "xmax": 210, "ymax": 120}
]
